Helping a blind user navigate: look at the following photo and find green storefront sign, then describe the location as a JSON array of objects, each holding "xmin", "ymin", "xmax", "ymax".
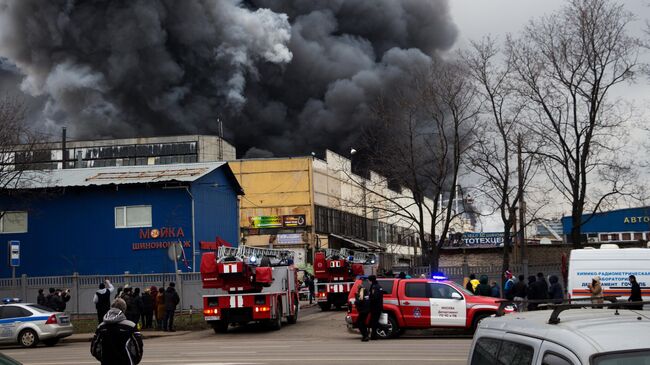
[{"xmin": 250, "ymin": 215, "xmax": 283, "ymax": 228}]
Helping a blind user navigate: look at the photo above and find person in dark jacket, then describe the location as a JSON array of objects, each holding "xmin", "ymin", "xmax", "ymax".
[
  {"xmin": 475, "ymin": 275, "xmax": 492, "ymax": 297},
  {"xmin": 123, "ymin": 288, "xmax": 142, "ymax": 325},
  {"xmin": 357, "ymin": 275, "xmax": 383, "ymax": 342},
  {"xmin": 91, "ymin": 298, "xmax": 143, "ymax": 365},
  {"xmin": 57, "ymin": 289, "xmax": 71, "ymax": 312},
  {"xmin": 37, "ymin": 289, "xmax": 46, "ymax": 306},
  {"xmin": 628, "ymin": 275, "xmax": 643, "ymax": 310},
  {"xmin": 490, "ymin": 281, "xmax": 501, "ymax": 298},
  {"xmin": 526, "ymin": 276, "xmax": 539, "ymax": 311},
  {"xmin": 94, "ymin": 280, "xmax": 115, "ymax": 323},
  {"xmin": 141, "ymin": 288, "xmax": 154, "ymax": 329},
  {"xmin": 548, "ymin": 275, "xmax": 564, "ymax": 304},
  {"xmin": 163, "ymin": 283, "xmax": 180, "ymax": 332},
  {"xmin": 536, "ymin": 273, "xmax": 549, "ymax": 299},
  {"xmin": 512, "ymin": 275, "xmax": 527, "ymax": 311},
  {"xmin": 45, "ymin": 288, "xmax": 59, "ymax": 311}
]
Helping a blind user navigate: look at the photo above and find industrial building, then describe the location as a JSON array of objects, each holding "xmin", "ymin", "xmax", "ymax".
[
  {"xmin": 230, "ymin": 150, "xmax": 435, "ymax": 269},
  {"xmin": 5, "ymin": 134, "xmax": 236, "ymax": 170},
  {"xmin": 0, "ymin": 163, "xmax": 242, "ymax": 277},
  {"xmin": 562, "ymin": 206, "xmax": 650, "ymax": 244}
]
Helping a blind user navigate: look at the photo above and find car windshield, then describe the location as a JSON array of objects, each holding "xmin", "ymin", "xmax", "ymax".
[
  {"xmin": 592, "ymin": 350, "xmax": 650, "ymax": 365},
  {"xmin": 27, "ymin": 304, "xmax": 55, "ymax": 313},
  {"xmin": 452, "ymin": 283, "xmax": 475, "ymax": 296}
]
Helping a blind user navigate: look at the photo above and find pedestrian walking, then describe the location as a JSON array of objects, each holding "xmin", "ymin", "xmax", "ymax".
[
  {"xmin": 141, "ymin": 288, "xmax": 154, "ymax": 329},
  {"xmin": 548, "ymin": 275, "xmax": 564, "ymax": 304},
  {"xmin": 37, "ymin": 289, "xmax": 46, "ymax": 306},
  {"xmin": 490, "ymin": 281, "xmax": 501, "ymax": 298},
  {"xmin": 526, "ymin": 276, "xmax": 539, "ymax": 311},
  {"xmin": 503, "ymin": 271, "xmax": 515, "ymax": 300},
  {"xmin": 94, "ymin": 279, "xmax": 115, "ymax": 323},
  {"xmin": 588, "ymin": 276, "xmax": 603, "ymax": 307},
  {"xmin": 163, "ymin": 282, "xmax": 180, "ymax": 332},
  {"xmin": 91, "ymin": 298, "xmax": 144, "ymax": 365},
  {"xmin": 156, "ymin": 287, "xmax": 166, "ymax": 330},
  {"xmin": 357, "ymin": 275, "xmax": 383, "ymax": 342},
  {"xmin": 628, "ymin": 275, "xmax": 643, "ymax": 310},
  {"xmin": 475, "ymin": 275, "xmax": 492, "ymax": 297}
]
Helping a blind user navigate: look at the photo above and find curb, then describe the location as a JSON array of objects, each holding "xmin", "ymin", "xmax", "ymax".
[{"xmin": 63, "ymin": 330, "xmax": 191, "ymax": 343}]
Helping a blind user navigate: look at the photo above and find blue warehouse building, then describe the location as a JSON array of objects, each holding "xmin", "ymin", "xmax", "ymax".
[
  {"xmin": 562, "ymin": 206, "xmax": 650, "ymax": 244},
  {"xmin": 0, "ymin": 163, "xmax": 243, "ymax": 277}
]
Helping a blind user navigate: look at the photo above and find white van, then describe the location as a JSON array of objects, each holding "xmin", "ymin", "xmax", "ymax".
[{"xmin": 568, "ymin": 247, "xmax": 650, "ymax": 301}]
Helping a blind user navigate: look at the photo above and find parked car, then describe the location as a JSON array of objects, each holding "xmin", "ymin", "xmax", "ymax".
[
  {"xmin": 345, "ymin": 277, "xmax": 512, "ymax": 339},
  {"xmin": 468, "ymin": 306, "xmax": 650, "ymax": 364},
  {"xmin": 0, "ymin": 303, "xmax": 73, "ymax": 348}
]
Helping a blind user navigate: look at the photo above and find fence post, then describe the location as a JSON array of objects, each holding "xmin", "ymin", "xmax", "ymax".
[
  {"xmin": 462, "ymin": 262, "xmax": 470, "ymax": 279},
  {"xmin": 72, "ymin": 272, "xmax": 79, "ymax": 319},
  {"xmin": 21, "ymin": 274, "xmax": 27, "ymax": 301},
  {"xmin": 177, "ymin": 270, "xmax": 183, "ymax": 312},
  {"xmin": 124, "ymin": 271, "xmax": 131, "ymax": 288}
]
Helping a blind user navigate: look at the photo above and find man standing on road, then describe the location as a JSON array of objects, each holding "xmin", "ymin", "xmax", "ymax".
[
  {"xmin": 357, "ymin": 275, "xmax": 384, "ymax": 342},
  {"xmin": 94, "ymin": 279, "xmax": 115, "ymax": 323},
  {"xmin": 163, "ymin": 282, "xmax": 180, "ymax": 332}
]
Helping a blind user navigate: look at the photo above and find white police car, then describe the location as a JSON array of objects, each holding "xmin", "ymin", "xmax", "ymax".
[
  {"xmin": 0, "ymin": 302, "xmax": 73, "ymax": 347},
  {"xmin": 468, "ymin": 303, "xmax": 650, "ymax": 364}
]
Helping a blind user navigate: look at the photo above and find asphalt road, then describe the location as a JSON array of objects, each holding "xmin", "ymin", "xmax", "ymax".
[{"xmin": 0, "ymin": 306, "xmax": 473, "ymax": 365}]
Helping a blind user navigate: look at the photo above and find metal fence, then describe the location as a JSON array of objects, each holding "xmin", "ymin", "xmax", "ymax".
[{"xmin": 0, "ymin": 272, "xmax": 204, "ymax": 316}]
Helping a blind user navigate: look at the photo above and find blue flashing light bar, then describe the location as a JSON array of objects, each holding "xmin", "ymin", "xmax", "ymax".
[{"xmin": 431, "ymin": 272, "xmax": 448, "ymax": 281}]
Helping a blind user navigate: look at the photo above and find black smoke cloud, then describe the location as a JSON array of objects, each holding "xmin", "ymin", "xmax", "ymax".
[{"xmin": 0, "ymin": 0, "xmax": 457, "ymax": 157}]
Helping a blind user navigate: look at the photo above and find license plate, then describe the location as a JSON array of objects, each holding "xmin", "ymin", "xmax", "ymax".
[
  {"xmin": 204, "ymin": 316, "xmax": 219, "ymax": 321},
  {"xmin": 59, "ymin": 317, "xmax": 70, "ymax": 324}
]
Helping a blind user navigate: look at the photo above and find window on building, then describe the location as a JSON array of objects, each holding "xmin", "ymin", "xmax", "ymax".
[
  {"xmin": 600, "ymin": 234, "xmax": 609, "ymax": 242},
  {"xmin": 609, "ymin": 233, "xmax": 620, "ymax": 241},
  {"xmin": 621, "ymin": 233, "xmax": 631, "ymax": 241},
  {"xmin": 0, "ymin": 211, "xmax": 28, "ymax": 233},
  {"xmin": 115, "ymin": 206, "xmax": 152, "ymax": 228},
  {"xmin": 634, "ymin": 233, "xmax": 643, "ymax": 241}
]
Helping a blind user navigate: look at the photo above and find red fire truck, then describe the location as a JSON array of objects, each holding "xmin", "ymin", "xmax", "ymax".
[
  {"xmin": 314, "ymin": 248, "xmax": 377, "ymax": 311},
  {"xmin": 200, "ymin": 245, "xmax": 300, "ymax": 333}
]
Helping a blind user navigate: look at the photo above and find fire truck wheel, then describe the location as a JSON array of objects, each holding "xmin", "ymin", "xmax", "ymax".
[
  {"xmin": 374, "ymin": 314, "xmax": 400, "ymax": 339},
  {"xmin": 287, "ymin": 296, "xmax": 299, "ymax": 324},
  {"xmin": 471, "ymin": 312, "xmax": 492, "ymax": 333},
  {"xmin": 318, "ymin": 302, "xmax": 331, "ymax": 311},
  {"xmin": 212, "ymin": 321, "xmax": 229, "ymax": 334},
  {"xmin": 269, "ymin": 306, "xmax": 282, "ymax": 330}
]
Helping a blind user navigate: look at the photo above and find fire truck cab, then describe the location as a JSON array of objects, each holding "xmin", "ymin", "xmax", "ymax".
[
  {"xmin": 345, "ymin": 277, "xmax": 511, "ymax": 339},
  {"xmin": 314, "ymin": 248, "xmax": 377, "ymax": 311},
  {"xmin": 200, "ymin": 245, "xmax": 300, "ymax": 333}
]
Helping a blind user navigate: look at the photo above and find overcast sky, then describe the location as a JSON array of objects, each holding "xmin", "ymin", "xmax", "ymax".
[{"xmin": 449, "ymin": 0, "xmax": 650, "ymax": 231}]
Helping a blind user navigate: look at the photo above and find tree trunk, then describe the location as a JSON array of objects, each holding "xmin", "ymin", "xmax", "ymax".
[
  {"xmin": 429, "ymin": 244, "xmax": 440, "ymax": 274},
  {"xmin": 570, "ymin": 214, "xmax": 582, "ymax": 249}
]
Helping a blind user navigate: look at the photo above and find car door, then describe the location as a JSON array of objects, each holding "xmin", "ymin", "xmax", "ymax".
[
  {"xmin": 399, "ymin": 280, "xmax": 431, "ymax": 328},
  {"xmin": 0, "ymin": 306, "xmax": 28, "ymax": 342},
  {"xmin": 428, "ymin": 283, "xmax": 466, "ymax": 327}
]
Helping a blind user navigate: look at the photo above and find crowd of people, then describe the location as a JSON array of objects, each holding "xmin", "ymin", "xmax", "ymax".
[
  {"xmin": 91, "ymin": 279, "xmax": 180, "ymax": 332},
  {"xmin": 36, "ymin": 287, "xmax": 71, "ymax": 312}
]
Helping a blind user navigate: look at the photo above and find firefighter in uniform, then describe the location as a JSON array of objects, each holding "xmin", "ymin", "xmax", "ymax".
[{"xmin": 356, "ymin": 275, "xmax": 384, "ymax": 341}]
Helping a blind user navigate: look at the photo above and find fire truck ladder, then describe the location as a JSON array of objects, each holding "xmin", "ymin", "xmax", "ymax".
[
  {"xmin": 339, "ymin": 248, "xmax": 376, "ymax": 264},
  {"xmin": 323, "ymin": 248, "xmax": 342, "ymax": 259},
  {"xmin": 237, "ymin": 245, "xmax": 294, "ymax": 261}
]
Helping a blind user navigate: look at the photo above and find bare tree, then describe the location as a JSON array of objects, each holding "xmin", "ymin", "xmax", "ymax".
[
  {"xmin": 464, "ymin": 38, "xmax": 544, "ymax": 284},
  {"xmin": 507, "ymin": 0, "xmax": 642, "ymax": 248},
  {"xmin": 0, "ymin": 97, "xmax": 44, "ymax": 220},
  {"xmin": 358, "ymin": 58, "xmax": 479, "ymax": 272}
]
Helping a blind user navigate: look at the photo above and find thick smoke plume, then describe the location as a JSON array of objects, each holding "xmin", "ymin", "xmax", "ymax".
[{"xmin": 0, "ymin": 0, "xmax": 457, "ymax": 157}]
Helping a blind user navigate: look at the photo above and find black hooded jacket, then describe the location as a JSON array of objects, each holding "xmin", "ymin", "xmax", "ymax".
[{"xmin": 91, "ymin": 308, "xmax": 143, "ymax": 365}]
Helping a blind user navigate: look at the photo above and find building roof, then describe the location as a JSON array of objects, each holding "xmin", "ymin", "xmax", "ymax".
[
  {"xmin": 480, "ymin": 308, "xmax": 650, "ymax": 359},
  {"xmin": 13, "ymin": 162, "xmax": 244, "ymax": 194}
]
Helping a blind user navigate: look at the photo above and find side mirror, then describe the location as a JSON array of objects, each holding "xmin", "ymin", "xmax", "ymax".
[{"xmin": 451, "ymin": 292, "xmax": 463, "ymax": 300}]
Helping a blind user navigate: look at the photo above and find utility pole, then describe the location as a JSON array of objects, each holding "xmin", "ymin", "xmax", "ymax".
[
  {"xmin": 61, "ymin": 127, "xmax": 67, "ymax": 169},
  {"xmin": 517, "ymin": 135, "xmax": 528, "ymax": 278}
]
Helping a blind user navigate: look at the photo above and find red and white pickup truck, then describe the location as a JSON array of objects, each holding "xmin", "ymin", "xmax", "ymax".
[{"xmin": 345, "ymin": 277, "xmax": 512, "ymax": 339}]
